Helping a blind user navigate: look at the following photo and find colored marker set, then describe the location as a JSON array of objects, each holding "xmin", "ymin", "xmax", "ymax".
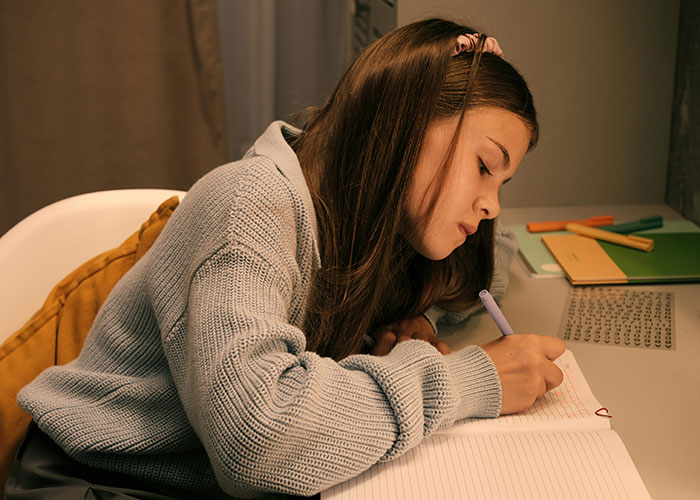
[{"xmin": 527, "ymin": 215, "xmax": 663, "ymax": 252}]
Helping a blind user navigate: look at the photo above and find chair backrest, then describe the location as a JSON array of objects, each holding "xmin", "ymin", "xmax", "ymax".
[{"xmin": 0, "ymin": 189, "xmax": 186, "ymax": 342}]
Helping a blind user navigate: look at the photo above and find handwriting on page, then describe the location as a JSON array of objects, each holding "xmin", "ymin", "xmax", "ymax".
[
  {"xmin": 521, "ymin": 358, "xmax": 590, "ymax": 419},
  {"xmin": 442, "ymin": 350, "xmax": 607, "ymax": 433}
]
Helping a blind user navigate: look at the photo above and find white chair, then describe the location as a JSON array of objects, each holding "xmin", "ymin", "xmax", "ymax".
[{"xmin": 0, "ymin": 189, "xmax": 187, "ymax": 343}]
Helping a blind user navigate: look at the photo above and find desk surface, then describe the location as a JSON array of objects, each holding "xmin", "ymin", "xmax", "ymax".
[{"xmin": 441, "ymin": 203, "xmax": 700, "ymax": 500}]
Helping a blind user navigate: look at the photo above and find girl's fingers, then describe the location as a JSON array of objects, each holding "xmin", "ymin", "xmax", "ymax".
[
  {"xmin": 371, "ymin": 316, "xmax": 449, "ymax": 355},
  {"xmin": 544, "ymin": 360, "xmax": 564, "ymax": 391},
  {"xmin": 396, "ymin": 333, "xmax": 414, "ymax": 344},
  {"xmin": 371, "ymin": 329, "xmax": 396, "ymax": 356},
  {"xmin": 540, "ymin": 336, "xmax": 566, "ymax": 361},
  {"xmin": 430, "ymin": 337, "xmax": 451, "ymax": 354}
]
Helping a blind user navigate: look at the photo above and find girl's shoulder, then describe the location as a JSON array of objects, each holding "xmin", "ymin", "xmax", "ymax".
[
  {"xmin": 156, "ymin": 141, "xmax": 320, "ymax": 272},
  {"xmin": 174, "ymin": 156, "xmax": 315, "ymax": 253},
  {"xmin": 182, "ymin": 157, "xmax": 302, "ymax": 226},
  {"xmin": 195, "ymin": 157, "xmax": 293, "ymax": 201}
]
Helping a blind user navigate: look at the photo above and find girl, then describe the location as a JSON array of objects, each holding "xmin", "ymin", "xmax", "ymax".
[{"xmin": 8, "ymin": 18, "xmax": 564, "ymax": 500}]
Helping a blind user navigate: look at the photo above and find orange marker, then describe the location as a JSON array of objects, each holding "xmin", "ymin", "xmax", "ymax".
[{"xmin": 526, "ymin": 215, "xmax": 614, "ymax": 233}]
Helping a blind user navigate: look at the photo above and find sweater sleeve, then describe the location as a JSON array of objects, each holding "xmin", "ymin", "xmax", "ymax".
[
  {"xmin": 160, "ymin": 167, "xmax": 502, "ymax": 497},
  {"xmin": 424, "ymin": 225, "xmax": 518, "ymax": 331}
]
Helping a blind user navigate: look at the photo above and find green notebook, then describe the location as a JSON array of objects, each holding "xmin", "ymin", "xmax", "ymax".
[{"xmin": 598, "ymin": 232, "xmax": 700, "ymax": 283}]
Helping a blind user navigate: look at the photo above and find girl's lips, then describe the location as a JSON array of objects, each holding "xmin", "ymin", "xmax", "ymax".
[{"xmin": 459, "ymin": 223, "xmax": 477, "ymax": 236}]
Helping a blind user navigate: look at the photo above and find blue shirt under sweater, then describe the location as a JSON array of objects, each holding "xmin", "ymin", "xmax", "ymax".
[{"xmin": 18, "ymin": 121, "xmax": 516, "ymax": 499}]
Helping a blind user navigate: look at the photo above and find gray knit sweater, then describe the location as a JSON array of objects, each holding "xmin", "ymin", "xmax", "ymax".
[{"xmin": 18, "ymin": 121, "xmax": 516, "ymax": 499}]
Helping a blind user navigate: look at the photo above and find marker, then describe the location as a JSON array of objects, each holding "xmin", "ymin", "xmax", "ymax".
[
  {"xmin": 605, "ymin": 215, "xmax": 663, "ymax": 234},
  {"xmin": 479, "ymin": 289, "xmax": 514, "ymax": 336},
  {"xmin": 526, "ymin": 215, "xmax": 614, "ymax": 233},
  {"xmin": 565, "ymin": 223, "xmax": 654, "ymax": 252}
]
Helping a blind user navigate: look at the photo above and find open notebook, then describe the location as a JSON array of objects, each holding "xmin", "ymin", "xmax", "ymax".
[{"xmin": 322, "ymin": 350, "xmax": 650, "ymax": 500}]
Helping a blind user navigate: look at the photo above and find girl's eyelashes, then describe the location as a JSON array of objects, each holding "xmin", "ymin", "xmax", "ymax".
[{"xmin": 479, "ymin": 159, "xmax": 493, "ymax": 176}]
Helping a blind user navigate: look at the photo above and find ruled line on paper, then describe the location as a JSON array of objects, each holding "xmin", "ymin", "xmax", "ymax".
[{"xmin": 323, "ymin": 431, "xmax": 649, "ymax": 500}]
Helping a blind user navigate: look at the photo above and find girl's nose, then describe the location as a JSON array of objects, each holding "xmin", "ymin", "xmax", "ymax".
[{"xmin": 477, "ymin": 191, "xmax": 500, "ymax": 220}]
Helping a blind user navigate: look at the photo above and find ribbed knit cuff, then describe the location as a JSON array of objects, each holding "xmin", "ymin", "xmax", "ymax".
[{"xmin": 443, "ymin": 345, "xmax": 501, "ymax": 419}]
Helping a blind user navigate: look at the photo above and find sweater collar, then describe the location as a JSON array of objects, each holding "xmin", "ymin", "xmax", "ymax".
[{"xmin": 250, "ymin": 121, "xmax": 321, "ymax": 268}]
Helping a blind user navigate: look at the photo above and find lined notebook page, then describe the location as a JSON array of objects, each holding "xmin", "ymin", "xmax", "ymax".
[
  {"xmin": 439, "ymin": 349, "xmax": 609, "ymax": 434},
  {"xmin": 323, "ymin": 430, "xmax": 651, "ymax": 500}
]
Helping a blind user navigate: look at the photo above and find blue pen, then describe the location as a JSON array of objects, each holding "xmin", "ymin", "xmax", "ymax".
[{"xmin": 479, "ymin": 289, "xmax": 515, "ymax": 336}]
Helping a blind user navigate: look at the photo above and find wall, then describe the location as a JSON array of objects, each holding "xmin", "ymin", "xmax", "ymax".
[
  {"xmin": 666, "ymin": 0, "xmax": 700, "ymax": 225},
  {"xmin": 398, "ymin": 0, "xmax": 680, "ymax": 208}
]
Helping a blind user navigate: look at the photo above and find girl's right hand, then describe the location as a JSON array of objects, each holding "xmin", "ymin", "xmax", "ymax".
[{"xmin": 480, "ymin": 334, "xmax": 565, "ymax": 415}]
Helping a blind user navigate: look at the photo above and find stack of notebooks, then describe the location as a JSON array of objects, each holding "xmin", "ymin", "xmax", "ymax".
[
  {"xmin": 322, "ymin": 350, "xmax": 650, "ymax": 500},
  {"xmin": 510, "ymin": 218, "xmax": 700, "ymax": 285}
]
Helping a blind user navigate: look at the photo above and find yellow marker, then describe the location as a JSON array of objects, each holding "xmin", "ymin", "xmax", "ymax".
[{"xmin": 565, "ymin": 223, "xmax": 654, "ymax": 252}]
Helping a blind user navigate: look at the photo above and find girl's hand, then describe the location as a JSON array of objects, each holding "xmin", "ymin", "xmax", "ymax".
[
  {"xmin": 371, "ymin": 315, "xmax": 451, "ymax": 355},
  {"xmin": 480, "ymin": 334, "xmax": 565, "ymax": 415}
]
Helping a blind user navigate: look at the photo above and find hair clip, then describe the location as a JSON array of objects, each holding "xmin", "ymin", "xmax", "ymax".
[{"xmin": 452, "ymin": 33, "xmax": 504, "ymax": 58}]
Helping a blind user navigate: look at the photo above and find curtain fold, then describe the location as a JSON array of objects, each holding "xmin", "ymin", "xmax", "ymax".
[
  {"xmin": 216, "ymin": 0, "xmax": 352, "ymax": 161},
  {"xmin": 0, "ymin": 0, "xmax": 227, "ymax": 235}
]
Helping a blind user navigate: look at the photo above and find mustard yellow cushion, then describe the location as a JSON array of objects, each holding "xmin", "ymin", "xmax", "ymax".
[{"xmin": 0, "ymin": 196, "xmax": 179, "ymax": 487}]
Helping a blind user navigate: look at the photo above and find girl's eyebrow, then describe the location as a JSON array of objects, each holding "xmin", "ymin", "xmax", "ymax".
[{"xmin": 486, "ymin": 136, "xmax": 510, "ymax": 167}]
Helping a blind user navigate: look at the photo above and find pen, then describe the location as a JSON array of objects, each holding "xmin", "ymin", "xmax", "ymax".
[
  {"xmin": 566, "ymin": 223, "xmax": 654, "ymax": 252},
  {"xmin": 479, "ymin": 289, "xmax": 514, "ymax": 336},
  {"xmin": 526, "ymin": 215, "xmax": 614, "ymax": 233}
]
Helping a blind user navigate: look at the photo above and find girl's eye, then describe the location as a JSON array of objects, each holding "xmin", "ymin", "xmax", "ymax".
[{"xmin": 479, "ymin": 159, "xmax": 493, "ymax": 176}]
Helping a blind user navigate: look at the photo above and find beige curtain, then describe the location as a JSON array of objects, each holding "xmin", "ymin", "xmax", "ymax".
[
  {"xmin": 0, "ymin": 0, "xmax": 227, "ymax": 235},
  {"xmin": 216, "ymin": 0, "xmax": 352, "ymax": 161}
]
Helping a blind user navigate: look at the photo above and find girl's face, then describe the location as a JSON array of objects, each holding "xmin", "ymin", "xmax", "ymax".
[{"xmin": 404, "ymin": 107, "xmax": 530, "ymax": 260}]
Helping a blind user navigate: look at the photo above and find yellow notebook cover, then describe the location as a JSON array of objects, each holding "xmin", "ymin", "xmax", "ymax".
[{"xmin": 541, "ymin": 235, "xmax": 627, "ymax": 284}]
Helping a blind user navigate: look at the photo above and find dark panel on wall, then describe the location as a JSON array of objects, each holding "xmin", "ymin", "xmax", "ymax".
[
  {"xmin": 667, "ymin": 0, "xmax": 700, "ymax": 225},
  {"xmin": 352, "ymin": 0, "xmax": 397, "ymax": 56}
]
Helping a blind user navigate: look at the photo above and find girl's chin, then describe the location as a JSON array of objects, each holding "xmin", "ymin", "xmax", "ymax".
[
  {"xmin": 404, "ymin": 232, "xmax": 460, "ymax": 261},
  {"xmin": 416, "ymin": 245, "xmax": 456, "ymax": 261}
]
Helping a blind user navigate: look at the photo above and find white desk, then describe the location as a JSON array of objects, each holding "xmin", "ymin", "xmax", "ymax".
[{"xmin": 441, "ymin": 204, "xmax": 700, "ymax": 500}]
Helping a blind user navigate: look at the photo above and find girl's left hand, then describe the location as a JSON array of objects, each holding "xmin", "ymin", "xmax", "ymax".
[{"xmin": 370, "ymin": 315, "xmax": 452, "ymax": 356}]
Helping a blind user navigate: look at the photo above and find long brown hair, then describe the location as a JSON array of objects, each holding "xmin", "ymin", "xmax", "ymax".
[{"xmin": 293, "ymin": 18, "xmax": 538, "ymax": 360}]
